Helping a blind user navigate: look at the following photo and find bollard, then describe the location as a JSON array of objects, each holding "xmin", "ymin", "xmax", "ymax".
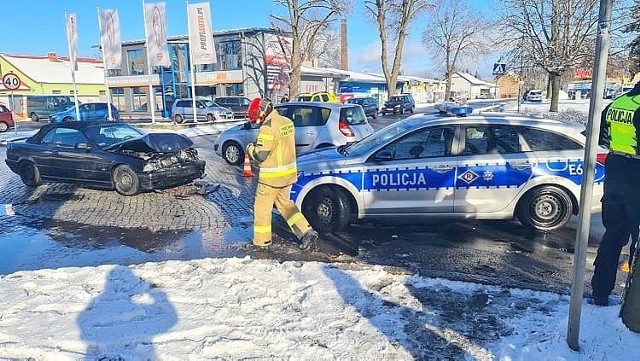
[{"xmin": 621, "ymin": 248, "xmax": 640, "ymax": 332}]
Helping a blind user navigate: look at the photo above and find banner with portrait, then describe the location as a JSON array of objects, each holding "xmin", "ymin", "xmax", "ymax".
[
  {"xmin": 99, "ymin": 9, "xmax": 122, "ymax": 70},
  {"xmin": 144, "ymin": 2, "xmax": 169, "ymax": 67}
]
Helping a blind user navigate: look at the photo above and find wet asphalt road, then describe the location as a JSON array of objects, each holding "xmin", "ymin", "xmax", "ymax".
[{"xmin": 0, "ymin": 100, "xmax": 630, "ymax": 296}]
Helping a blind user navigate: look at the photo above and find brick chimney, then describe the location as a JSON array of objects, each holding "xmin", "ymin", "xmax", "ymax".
[
  {"xmin": 340, "ymin": 18, "xmax": 348, "ymax": 70},
  {"xmin": 47, "ymin": 52, "xmax": 59, "ymax": 62}
]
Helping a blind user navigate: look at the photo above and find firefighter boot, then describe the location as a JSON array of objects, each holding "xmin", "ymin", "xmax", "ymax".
[{"xmin": 300, "ymin": 230, "xmax": 319, "ymax": 251}]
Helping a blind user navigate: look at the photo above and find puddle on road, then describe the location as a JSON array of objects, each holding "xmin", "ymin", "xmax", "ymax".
[{"xmin": 0, "ymin": 217, "xmax": 253, "ymax": 275}]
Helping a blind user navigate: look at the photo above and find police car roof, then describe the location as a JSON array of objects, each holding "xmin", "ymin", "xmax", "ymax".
[{"xmin": 404, "ymin": 112, "xmax": 585, "ymax": 132}]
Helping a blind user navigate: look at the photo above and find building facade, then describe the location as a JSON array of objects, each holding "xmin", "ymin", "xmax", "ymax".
[
  {"xmin": 106, "ymin": 28, "xmax": 296, "ymax": 118},
  {"xmin": 0, "ymin": 53, "xmax": 105, "ymax": 118}
]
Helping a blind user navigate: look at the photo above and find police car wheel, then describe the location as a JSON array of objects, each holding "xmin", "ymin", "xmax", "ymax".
[
  {"xmin": 303, "ymin": 187, "xmax": 351, "ymax": 233},
  {"xmin": 223, "ymin": 142, "xmax": 244, "ymax": 166},
  {"xmin": 517, "ymin": 186, "xmax": 572, "ymax": 231}
]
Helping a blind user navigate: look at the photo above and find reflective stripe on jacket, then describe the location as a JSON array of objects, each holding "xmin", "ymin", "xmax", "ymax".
[
  {"xmin": 250, "ymin": 110, "xmax": 298, "ymax": 187},
  {"xmin": 604, "ymin": 94, "xmax": 640, "ymax": 157}
]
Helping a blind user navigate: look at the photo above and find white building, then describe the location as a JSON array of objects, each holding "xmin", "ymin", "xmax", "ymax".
[{"xmin": 449, "ymin": 72, "xmax": 498, "ymax": 99}]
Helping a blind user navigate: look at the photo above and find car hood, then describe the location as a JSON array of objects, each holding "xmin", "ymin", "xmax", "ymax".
[
  {"xmin": 106, "ymin": 133, "xmax": 194, "ymax": 153},
  {"xmin": 297, "ymin": 147, "xmax": 347, "ymax": 169}
]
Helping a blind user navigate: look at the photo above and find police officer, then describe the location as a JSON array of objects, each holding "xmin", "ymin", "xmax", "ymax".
[
  {"xmin": 591, "ymin": 80, "xmax": 640, "ymax": 306},
  {"xmin": 245, "ymin": 98, "xmax": 319, "ymax": 250}
]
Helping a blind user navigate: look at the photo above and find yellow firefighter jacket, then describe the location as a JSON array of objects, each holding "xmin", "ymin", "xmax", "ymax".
[{"xmin": 248, "ymin": 110, "xmax": 297, "ymax": 187}]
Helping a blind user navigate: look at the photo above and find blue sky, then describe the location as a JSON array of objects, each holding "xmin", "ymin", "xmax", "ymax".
[{"xmin": 0, "ymin": 0, "xmax": 497, "ymax": 79}]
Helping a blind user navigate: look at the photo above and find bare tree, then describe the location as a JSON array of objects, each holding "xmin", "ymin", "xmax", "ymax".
[
  {"xmin": 422, "ymin": 0, "xmax": 490, "ymax": 100},
  {"xmin": 271, "ymin": 0, "xmax": 351, "ymax": 97},
  {"xmin": 499, "ymin": 0, "xmax": 600, "ymax": 112},
  {"xmin": 364, "ymin": 0, "xmax": 431, "ymax": 97}
]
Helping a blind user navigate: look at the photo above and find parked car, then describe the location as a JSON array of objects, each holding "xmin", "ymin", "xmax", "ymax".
[
  {"xmin": 381, "ymin": 94, "xmax": 415, "ymax": 115},
  {"xmin": 4, "ymin": 122, "xmax": 206, "ymax": 196},
  {"xmin": 290, "ymin": 113, "xmax": 607, "ymax": 233},
  {"xmin": 171, "ymin": 98, "xmax": 234, "ymax": 123},
  {"xmin": 214, "ymin": 96, "xmax": 252, "ymax": 118},
  {"xmin": 26, "ymin": 95, "xmax": 73, "ymax": 122},
  {"xmin": 345, "ymin": 97, "xmax": 378, "ymax": 119},
  {"xmin": 295, "ymin": 92, "xmax": 340, "ymax": 103},
  {"xmin": 49, "ymin": 103, "xmax": 120, "ymax": 123},
  {"xmin": 213, "ymin": 102, "xmax": 375, "ymax": 165},
  {"xmin": 524, "ymin": 89, "xmax": 543, "ymax": 102},
  {"xmin": 0, "ymin": 104, "xmax": 15, "ymax": 132}
]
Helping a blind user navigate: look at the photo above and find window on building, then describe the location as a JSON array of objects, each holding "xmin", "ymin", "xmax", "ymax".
[
  {"xmin": 111, "ymin": 88, "xmax": 125, "ymax": 111},
  {"xmin": 107, "ymin": 69, "xmax": 121, "ymax": 76},
  {"xmin": 218, "ymin": 40, "xmax": 241, "ymax": 70},
  {"xmin": 131, "ymin": 87, "xmax": 146, "ymax": 112},
  {"xmin": 70, "ymin": 90, "xmax": 75, "ymax": 94},
  {"xmin": 52, "ymin": 90, "xmax": 61, "ymax": 94},
  {"xmin": 127, "ymin": 49, "xmax": 146, "ymax": 75},
  {"xmin": 99, "ymin": 90, "xmax": 106, "ymax": 96}
]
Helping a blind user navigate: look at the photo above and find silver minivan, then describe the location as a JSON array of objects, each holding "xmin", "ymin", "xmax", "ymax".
[
  {"xmin": 213, "ymin": 102, "xmax": 375, "ymax": 165},
  {"xmin": 171, "ymin": 98, "xmax": 234, "ymax": 123}
]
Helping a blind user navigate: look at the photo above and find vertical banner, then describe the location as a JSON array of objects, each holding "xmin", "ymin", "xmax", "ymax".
[
  {"xmin": 187, "ymin": 2, "xmax": 217, "ymax": 65},
  {"xmin": 99, "ymin": 9, "xmax": 122, "ymax": 70},
  {"xmin": 65, "ymin": 12, "xmax": 78, "ymax": 71},
  {"xmin": 144, "ymin": 2, "xmax": 169, "ymax": 67}
]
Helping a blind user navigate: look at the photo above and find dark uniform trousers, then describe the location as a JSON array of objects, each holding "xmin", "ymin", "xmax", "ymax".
[
  {"xmin": 253, "ymin": 182, "xmax": 312, "ymax": 246},
  {"xmin": 591, "ymin": 154, "xmax": 640, "ymax": 299}
]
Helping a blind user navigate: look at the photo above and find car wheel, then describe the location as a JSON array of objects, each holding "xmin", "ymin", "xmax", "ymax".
[
  {"xmin": 19, "ymin": 161, "xmax": 41, "ymax": 187},
  {"xmin": 381, "ymin": 111, "xmax": 386, "ymax": 116},
  {"xmin": 112, "ymin": 165, "xmax": 140, "ymax": 196},
  {"xmin": 174, "ymin": 114, "xmax": 184, "ymax": 124},
  {"xmin": 30, "ymin": 112, "xmax": 39, "ymax": 122},
  {"xmin": 222, "ymin": 141, "xmax": 244, "ymax": 166},
  {"xmin": 410, "ymin": 106, "xmax": 414, "ymax": 113},
  {"xmin": 400, "ymin": 107, "xmax": 405, "ymax": 115},
  {"xmin": 372, "ymin": 111, "xmax": 377, "ymax": 119},
  {"xmin": 206, "ymin": 113, "xmax": 215, "ymax": 122},
  {"xmin": 302, "ymin": 187, "xmax": 351, "ymax": 233},
  {"xmin": 0, "ymin": 122, "xmax": 8, "ymax": 132},
  {"xmin": 63, "ymin": 116, "xmax": 74, "ymax": 122},
  {"xmin": 516, "ymin": 186, "xmax": 573, "ymax": 231}
]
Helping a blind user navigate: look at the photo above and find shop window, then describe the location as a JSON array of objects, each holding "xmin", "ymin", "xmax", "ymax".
[
  {"xmin": 107, "ymin": 69, "xmax": 121, "ymax": 76},
  {"xmin": 110, "ymin": 88, "xmax": 125, "ymax": 111},
  {"xmin": 131, "ymin": 87, "xmax": 146, "ymax": 112},
  {"xmin": 127, "ymin": 49, "xmax": 146, "ymax": 75},
  {"xmin": 218, "ymin": 40, "xmax": 241, "ymax": 70},
  {"xmin": 52, "ymin": 90, "xmax": 61, "ymax": 94},
  {"xmin": 99, "ymin": 90, "xmax": 106, "ymax": 96}
]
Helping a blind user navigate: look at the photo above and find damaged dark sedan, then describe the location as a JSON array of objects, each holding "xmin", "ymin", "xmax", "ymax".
[{"xmin": 4, "ymin": 122, "xmax": 206, "ymax": 196}]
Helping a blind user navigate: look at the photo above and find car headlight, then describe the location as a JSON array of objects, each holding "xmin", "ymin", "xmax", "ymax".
[{"xmin": 143, "ymin": 163, "xmax": 159, "ymax": 172}]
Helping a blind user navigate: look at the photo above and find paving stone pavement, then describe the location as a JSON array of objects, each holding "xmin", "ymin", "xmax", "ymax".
[{"xmin": 0, "ymin": 136, "xmax": 256, "ymax": 232}]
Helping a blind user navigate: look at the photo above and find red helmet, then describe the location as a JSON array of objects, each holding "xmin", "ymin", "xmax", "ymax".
[{"xmin": 247, "ymin": 98, "xmax": 262, "ymax": 122}]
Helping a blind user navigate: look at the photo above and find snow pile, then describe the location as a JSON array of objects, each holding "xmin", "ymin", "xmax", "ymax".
[{"xmin": 0, "ymin": 258, "xmax": 637, "ymax": 360}]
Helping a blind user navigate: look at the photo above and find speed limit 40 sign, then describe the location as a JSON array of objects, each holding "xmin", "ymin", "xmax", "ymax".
[{"xmin": 2, "ymin": 73, "xmax": 21, "ymax": 91}]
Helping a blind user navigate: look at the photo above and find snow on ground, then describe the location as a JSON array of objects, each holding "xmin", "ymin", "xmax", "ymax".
[
  {"xmin": 2, "ymin": 98, "xmax": 639, "ymax": 360},
  {"xmin": 1, "ymin": 258, "xmax": 639, "ymax": 360}
]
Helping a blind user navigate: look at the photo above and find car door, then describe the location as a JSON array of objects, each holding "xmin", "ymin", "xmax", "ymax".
[
  {"xmin": 288, "ymin": 105, "xmax": 323, "ymax": 153},
  {"xmin": 454, "ymin": 124, "xmax": 538, "ymax": 213},
  {"xmin": 361, "ymin": 125, "xmax": 457, "ymax": 214},
  {"xmin": 78, "ymin": 104, "xmax": 93, "ymax": 121},
  {"xmin": 45, "ymin": 128, "xmax": 93, "ymax": 180}
]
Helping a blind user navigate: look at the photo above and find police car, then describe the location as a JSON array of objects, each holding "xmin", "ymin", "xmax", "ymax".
[{"xmin": 291, "ymin": 113, "xmax": 607, "ymax": 232}]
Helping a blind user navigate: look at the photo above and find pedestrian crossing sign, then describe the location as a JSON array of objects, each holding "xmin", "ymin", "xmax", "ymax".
[{"xmin": 493, "ymin": 63, "xmax": 506, "ymax": 75}]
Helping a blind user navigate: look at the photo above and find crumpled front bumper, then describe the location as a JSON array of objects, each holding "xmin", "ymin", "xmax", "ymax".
[{"xmin": 138, "ymin": 160, "xmax": 206, "ymax": 191}]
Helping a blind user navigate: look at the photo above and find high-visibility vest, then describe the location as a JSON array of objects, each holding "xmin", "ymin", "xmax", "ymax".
[
  {"xmin": 253, "ymin": 111, "xmax": 298, "ymax": 187},
  {"xmin": 605, "ymin": 94, "xmax": 640, "ymax": 157}
]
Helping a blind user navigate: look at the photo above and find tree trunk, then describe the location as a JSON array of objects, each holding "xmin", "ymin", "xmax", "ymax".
[
  {"xmin": 546, "ymin": 76, "xmax": 552, "ymax": 99},
  {"xmin": 549, "ymin": 73, "xmax": 561, "ymax": 112},
  {"xmin": 445, "ymin": 77, "xmax": 452, "ymax": 100}
]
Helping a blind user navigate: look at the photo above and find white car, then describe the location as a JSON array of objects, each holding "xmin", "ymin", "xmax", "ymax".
[
  {"xmin": 525, "ymin": 90, "xmax": 543, "ymax": 102},
  {"xmin": 213, "ymin": 102, "xmax": 374, "ymax": 165},
  {"xmin": 291, "ymin": 113, "xmax": 607, "ymax": 232}
]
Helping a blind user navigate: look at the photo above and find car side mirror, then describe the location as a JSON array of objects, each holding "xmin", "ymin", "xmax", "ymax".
[
  {"xmin": 374, "ymin": 150, "xmax": 393, "ymax": 161},
  {"xmin": 75, "ymin": 142, "xmax": 91, "ymax": 151}
]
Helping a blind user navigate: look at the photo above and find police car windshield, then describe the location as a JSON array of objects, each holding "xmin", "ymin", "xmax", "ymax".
[{"xmin": 345, "ymin": 121, "xmax": 415, "ymax": 156}]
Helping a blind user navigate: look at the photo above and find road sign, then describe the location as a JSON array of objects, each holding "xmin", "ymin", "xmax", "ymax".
[
  {"xmin": 492, "ymin": 63, "xmax": 506, "ymax": 76},
  {"xmin": 2, "ymin": 73, "xmax": 21, "ymax": 91}
]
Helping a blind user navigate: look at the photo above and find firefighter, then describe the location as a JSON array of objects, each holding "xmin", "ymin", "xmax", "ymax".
[
  {"xmin": 245, "ymin": 97, "xmax": 319, "ymax": 250},
  {"xmin": 591, "ymin": 80, "xmax": 640, "ymax": 307}
]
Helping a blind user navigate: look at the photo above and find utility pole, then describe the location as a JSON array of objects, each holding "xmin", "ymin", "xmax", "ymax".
[{"xmin": 566, "ymin": 0, "xmax": 612, "ymax": 351}]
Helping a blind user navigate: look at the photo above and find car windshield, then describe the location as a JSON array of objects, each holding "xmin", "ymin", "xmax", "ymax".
[
  {"xmin": 340, "ymin": 106, "xmax": 367, "ymax": 125},
  {"xmin": 85, "ymin": 123, "xmax": 145, "ymax": 149},
  {"xmin": 297, "ymin": 95, "xmax": 312, "ymax": 101},
  {"xmin": 529, "ymin": 90, "xmax": 542, "ymax": 95},
  {"xmin": 347, "ymin": 98, "xmax": 364, "ymax": 105},
  {"xmin": 344, "ymin": 120, "xmax": 415, "ymax": 156},
  {"xmin": 389, "ymin": 96, "xmax": 402, "ymax": 102},
  {"xmin": 200, "ymin": 100, "xmax": 220, "ymax": 108}
]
